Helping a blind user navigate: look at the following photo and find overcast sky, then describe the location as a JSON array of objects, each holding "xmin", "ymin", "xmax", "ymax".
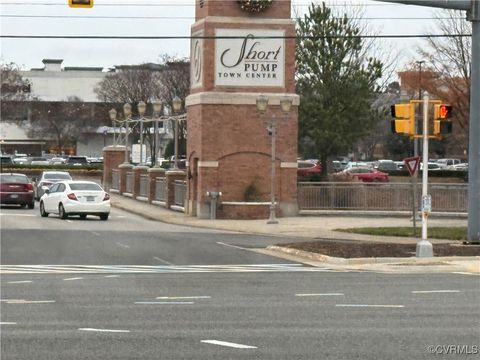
[{"xmin": 0, "ymin": 0, "xmax": 462, "ymax": 71}]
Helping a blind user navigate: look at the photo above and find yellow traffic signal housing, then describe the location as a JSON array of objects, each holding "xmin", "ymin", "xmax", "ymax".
[
  {"xmin": 69, "ymin": 0, "xmax": 93, "ymax": 8},
  {"xmin": 433, "ymin": 104, "xmax": 453, "ymax": 136},
  {"xmin": 390, "ymin": 103, "xmax": 415, "ymax": 136}
]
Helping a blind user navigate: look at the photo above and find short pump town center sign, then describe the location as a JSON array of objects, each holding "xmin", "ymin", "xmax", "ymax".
[{"xmin": 215, "ymin": 29, "xmax": 285, "ymax": 87}]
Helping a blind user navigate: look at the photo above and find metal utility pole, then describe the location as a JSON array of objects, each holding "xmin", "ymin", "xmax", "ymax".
[
  {"xmin": 418, "ymin": 93, "xmax": 433, "ymax": 257},
  {"xmin": 375, "ymin": 0, "xmax": 480, "ymax": 243}
]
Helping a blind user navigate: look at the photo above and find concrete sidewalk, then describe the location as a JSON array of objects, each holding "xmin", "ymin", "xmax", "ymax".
[{"xmin": 110, "ymin": 194, "xmax": 479, "ymax": 274}]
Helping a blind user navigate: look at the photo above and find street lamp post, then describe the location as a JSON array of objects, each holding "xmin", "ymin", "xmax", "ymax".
[
  {"xmin": 109, "ymin": 100, "xmax": 184, "ymax": 168},
  {"xmin": 256, "ymin": 95, "xmax": 292, "ymax": 224},
  {"xmin": 137, "ymin": 101, "xmax": 146, "ymax": 165},
  {"xmin": 122, "ymin": 103, "xmax": 132, "ymax": 164},
  {"xmin": 172, "ymin": 96, "xmax": 183, "ymax": 170}
]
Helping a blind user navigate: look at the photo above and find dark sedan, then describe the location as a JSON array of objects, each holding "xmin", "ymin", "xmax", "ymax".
[{"xmin": 0, "ymin": 173, "xmax": 35, "ymax": 208}]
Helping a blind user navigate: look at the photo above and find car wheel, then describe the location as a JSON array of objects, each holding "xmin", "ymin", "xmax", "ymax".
[
  {"xmin": 59, "ymin": 204, "xmax": 68, "ymax": 219},
  {"xmin": 28, "ymin": 202, "xmax": 35, "ymax": 209},
  {"xmin": 20, "ymin": 204, "xmax": 26, "ymax": 208},
  {"xmin": 79, "ymin": 214, "xmax": 87, "ymax": 220},
  {"xmin": 40, "ymin": 202, "xmax": 49, "ymax": 217},
  {"xmin": 99, "ymin": 213, "xmax": 109, "ymax": 221}
]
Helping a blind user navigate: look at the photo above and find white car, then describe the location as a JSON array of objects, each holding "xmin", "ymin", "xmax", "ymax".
[
  {"xmin": 39, "ymin": 180, "xmax": 110, "ymax": 220},
  {"xmin": 34, "ymin": 171, "xmax": 72, "ymax": 200}
]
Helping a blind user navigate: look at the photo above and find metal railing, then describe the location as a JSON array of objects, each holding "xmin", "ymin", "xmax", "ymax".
[
  {"xmin": 125, "ymin": 172, "xmax": 134, "ymax": 194},
  {"xmin": 139, "ymin": 174, "xmax": 149, "ymax": 198},
  {"xmin": 174, "ymin": 180, "xmax": 187, "ymax": 207},
  {"xmin": 111, "ymin": 169, "xmax": 119, "ymax": 191},
  {"xmin": 298, "ymin": 182, "xmax": 468, "ymax": 212},
  {"xmin": 155, "ymin": 177, "xmax": 166, "ymax": 202}
]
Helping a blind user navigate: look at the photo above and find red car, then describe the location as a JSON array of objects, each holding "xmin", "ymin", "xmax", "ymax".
[
  {"xmin": 297, "ymin": 160, "xmax": 322, "ymax": 177},
  {"xmin": 340, "ymin": 167, "xmax": 389, "ymax": 182},
  {"xmin": 0, "ymin": 173, "xmax": 35, "ymax": 208}
]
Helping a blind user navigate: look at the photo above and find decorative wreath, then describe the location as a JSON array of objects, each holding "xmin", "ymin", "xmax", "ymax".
[{"xmin": 237, "ymin": 0, "xmax": 273, "ymax": 13}]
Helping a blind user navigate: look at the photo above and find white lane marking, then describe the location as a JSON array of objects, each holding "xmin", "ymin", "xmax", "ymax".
[
  {"xmin": 0, "ymin": 214, "xmax": 36, "ymax": 217},
  {"xmin": 105, "ymin": 275, "xmax": 120, "ymax": 278},
  {"xmin": 216, "ymin": 242, "xmax": 249, "ymax": 251},
  {"xmin": 0, "ymin": 299, "xmax": 25, "ymax": 302},
  {"xmin": 134, "ymin": 301, "xmax": 195, "ymax": 305},
  {"xmin": 411, "ymin": 290, "xmax": 461, "ymax": 294},
  {"xmin": 5, "ymin": 300, "xmax": 56, "ymax": 304},
  {"xmin": 0, "ymin": 263, "xmax": 327, "ymax": 274},
  {"xmin": 66, "ymin": 220, "xmax": 74, "ymax": 223},
  {"xmin": 63, "ymin": 277, "xmax": 84, "ymax": 281},
  {"xmin": 452, "ymin": 272, "xmax": 479, "ymax": 276},
  {"xmin": 7, "ymin": 280, "xmax": 33, "ymax": 284},
  {"xmin": 0, "ymin": 322, "xmax": 17, "ymax": 325},
  {"xmin": 116, "ymin": 242, "xmax": 130, "ymax": 249},
  {"xmin": 201, "ymin": 340, "xmax": 257, "ymax": 349},
  {"xmin": 156, "ymin": 296, "xmax": 210, "ymax": 300},
  {"xmin": 117, "ymin": 216, "xmax": 127, "ymax": 219},
  {"xmin": 296, "ymin": 293, "xmax": 344, "ymax": 297},
  {"xmin": 153, "ymin": 256, "xmax": 174, "ymax": 266},
  {"xmin": 78, "ymin": 328, "xmax": 130, "ymax": 333},
  {"xmin": 336, "ymin": 304, "xmax": 405, "ymax": 308},
  {"xmin": 91, "ymin": 231, "xmax": 101, "ymax": 236}
]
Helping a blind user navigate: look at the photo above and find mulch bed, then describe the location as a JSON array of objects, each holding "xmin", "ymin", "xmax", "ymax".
[{"xmin": 282, "ymin": 240, "xmax": 480, "ymax": 258}]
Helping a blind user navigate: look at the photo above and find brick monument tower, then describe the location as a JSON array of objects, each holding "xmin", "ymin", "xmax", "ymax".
[{"xmin": 186, "ymin": 0, "xmax": 299, "ymax": 219}]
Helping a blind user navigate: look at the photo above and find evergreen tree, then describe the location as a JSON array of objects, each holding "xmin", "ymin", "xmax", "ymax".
[{"xmin": 296, "ymin": 3, "xmax": 383, "ymax": 176}]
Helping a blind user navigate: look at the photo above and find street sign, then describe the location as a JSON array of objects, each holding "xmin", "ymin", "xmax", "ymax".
[
  {"xmin": 422, "ymin": 195, "xmax": 432, "ymax": 214},
  {"xmin": 404, "ymin": 156, "xmax": 420, "ymax": 176}
]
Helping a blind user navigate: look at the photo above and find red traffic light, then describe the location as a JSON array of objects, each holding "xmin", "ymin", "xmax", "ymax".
[{"xmin": 434, "ymin": 104, "xmax": 453, "ymax": 119}]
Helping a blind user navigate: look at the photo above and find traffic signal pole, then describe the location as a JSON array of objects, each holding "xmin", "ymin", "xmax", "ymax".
[
  {"xmin": 375, "ymin": 0, "xmax": 480, "ymax": 243},
  {"xmin": 418, "ymin": 93, "xmax": 433, "ymax": 257},
  {"xmin": 468, "ymin": 4, "xmax": 480, "ymax": 243}
]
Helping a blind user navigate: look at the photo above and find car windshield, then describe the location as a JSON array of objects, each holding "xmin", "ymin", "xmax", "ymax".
[
  {"xmin": 0, "ymin": 174, "xmax": 28, "ymax": 184},
  {"xmin": 44, "ymin": 173, "xmax": 71, "ymax": 180},
  {"xmin": 68, "ymin": 157, "xmax": 87, "ymax": 163},
  {"xmin": 69, "ymin": 183, "xmax": 102, "ymax": 191}
]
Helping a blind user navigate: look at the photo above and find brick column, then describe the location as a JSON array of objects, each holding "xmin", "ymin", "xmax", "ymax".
[
  {"xmin": 148, "ymin": 167, "xmax": 166, "ymax": 203},
  {"xmin": 118, "ymin": 163, "xmax": 133, "ymax": 195},
  {"xmin": 133, "ymin": 165, "xmax": 149, "ymax": 199},
  {"xmin": 102, "ymin": 146, "xmax": 127, "ymax": 189},
  {"xmin": 165, "ymin": 170, "xmax": 186, "ymax": 209}
]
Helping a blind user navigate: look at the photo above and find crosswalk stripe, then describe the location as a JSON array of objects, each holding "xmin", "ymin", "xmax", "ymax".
[{"xmin": 0, "ymin": 264, "xmax": 340, "ymax": 274}]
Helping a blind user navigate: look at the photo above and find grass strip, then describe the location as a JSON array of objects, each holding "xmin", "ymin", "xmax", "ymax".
[{"xmin": 334, "ymin": 227, "xmax": 467, "ymax": 241}]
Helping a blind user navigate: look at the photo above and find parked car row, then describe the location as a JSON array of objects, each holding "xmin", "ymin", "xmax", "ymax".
[
  {"xmin": 0, "ymin": 170, "xmax": 110, "ymax": 220},
  {"xmin": 331, "ymin": 158, "xmax": 468, "ymax": 173},
  {"xmin": 0, "ymin": 155, "xmax": 103, "ymax": 166}
]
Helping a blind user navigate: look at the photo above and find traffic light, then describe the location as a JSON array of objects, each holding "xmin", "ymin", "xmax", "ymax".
[
  {"xmin": 69, "ymin": 0, "xmax": 93, "ymax": 8},
  {"xmin": 433, "ymin": 104, "xmax": 453, "ymax": 136},
  {"xmin": 390, "ymin": 103, "xmax": 415, "ymax": 136}
]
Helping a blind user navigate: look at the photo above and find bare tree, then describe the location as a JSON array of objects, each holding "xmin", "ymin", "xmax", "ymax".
[
  {"xmin": 26, "ymin": 97, "xmax": 99, "ymax": 152},
  {"xmin": 94, "ymin": 55, "xmax": 190, "ymax": 160},
  {"xmin": 1, "ymin": 62, "xmax": 35, "ymax": 121},
  {"xmin": 417, "ymin": 9, "xmax": 471, "ymax": 133}
]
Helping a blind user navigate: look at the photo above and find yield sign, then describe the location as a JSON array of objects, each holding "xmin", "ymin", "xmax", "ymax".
[{"xmin": 404, "ymin": 156, "xmax": 420, "ymax": 176}]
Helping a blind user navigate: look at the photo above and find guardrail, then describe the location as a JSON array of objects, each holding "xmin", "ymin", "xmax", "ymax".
[
  {"xmin": 298, "ymin": 182, "xmax": 467, "ymax": 212},
  {"xmin": 125, "ymin": 172, "xmax": 134, "ymax": 194},
  {"xmin": 111, "ymin": 169, "xmax": 119, "ymax": 191},
  {"xmin": 139, "ymin": 174, "xmax": 149, "ymax": 198},
  {"xmin": 155, "ymin": 177, "xmax": 166, "ymax": 202},
  {"xmin": 174, "ymin": 180, "xmax": 187, "ymax": 208}
]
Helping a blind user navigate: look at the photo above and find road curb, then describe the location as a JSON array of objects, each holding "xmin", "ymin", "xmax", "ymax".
[{"xmin": 267, "ymin": 245, "xmax": 480, "ymax": 267}]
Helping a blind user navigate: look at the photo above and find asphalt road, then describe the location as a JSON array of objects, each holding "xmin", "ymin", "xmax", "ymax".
[{"xmin": 1, "ymin": 206, "xmax": 479, "ymax": 360}]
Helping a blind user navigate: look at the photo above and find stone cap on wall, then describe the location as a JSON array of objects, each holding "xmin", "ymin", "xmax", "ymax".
[{"xmin": 186, "ymin": 92, "xmax": 300, "ymax": 106}]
